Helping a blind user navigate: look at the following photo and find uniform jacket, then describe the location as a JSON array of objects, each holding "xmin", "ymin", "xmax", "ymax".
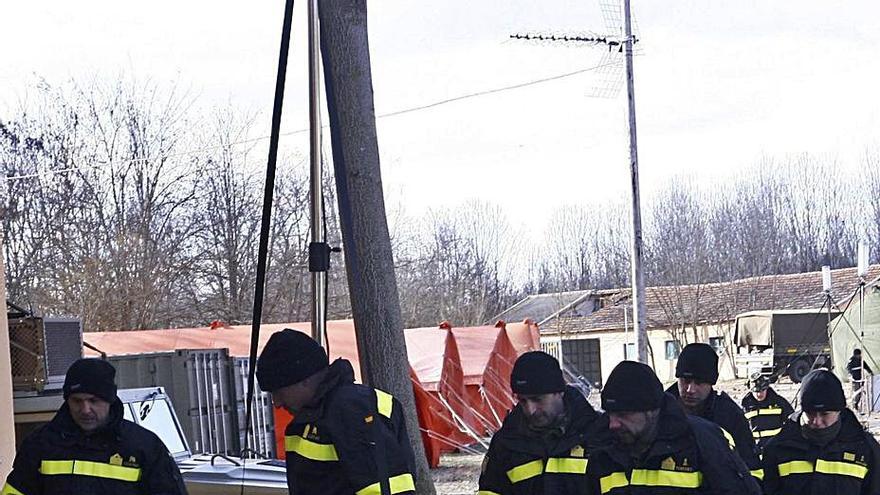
[
  {"xmin": 740, "ymin": 388, "xmax": 793, "ymax": 453},
  {"xmin": 666, "ymin": 384, "xmax": 761, "ymax": 474},
  {"xmin": 586, "ymin": 393, "xmax": 761, "ymax": 495},
  {"xmin": 283, "ymin": 358, "xmax": 417, "ymax": 495},
  {"xmin": 1, "ymin": 399, "xmax": 187, "ymax": 495},
  {"xmin": 762, "ymin": 409, "xmax": 880, "ymax": 495},
  {"xmin": 477, "ymin": 386, "xmax": 599, "ymax": 495}
]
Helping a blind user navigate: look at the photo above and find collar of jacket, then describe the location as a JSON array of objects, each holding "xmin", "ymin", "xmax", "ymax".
[
  {"xmin": 295, "ymin": 358, "xmax": 356, "ymax": 423},
  {"xmin": 773, "ymin": 408, "xmax": 865, "ymax": 450},
  {"xmin": 496, "ymin": 386, "xmax": 598, "ymax": 453},
  {"xmin": 743, "ymin": 387, "xmax": 782, "ymax": 408},
  {"xmin": 49, "ymin": 398, "xmax": 125, "ymax": 443}
]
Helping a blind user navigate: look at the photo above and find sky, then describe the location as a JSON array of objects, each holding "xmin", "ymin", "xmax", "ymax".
[{"xmin": 2, "ymin": 0, "xmax": 879, "ymax": 233}]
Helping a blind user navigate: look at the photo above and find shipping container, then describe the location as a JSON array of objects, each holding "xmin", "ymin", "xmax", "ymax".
[{"xmin": 233, "ymin": 357, "xmax": 276, "ymax": 458}]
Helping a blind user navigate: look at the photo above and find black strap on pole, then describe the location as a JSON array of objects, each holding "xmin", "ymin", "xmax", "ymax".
[{"xmin": 243, "ymin": 0, "xmax": 296, "ymax": 467}]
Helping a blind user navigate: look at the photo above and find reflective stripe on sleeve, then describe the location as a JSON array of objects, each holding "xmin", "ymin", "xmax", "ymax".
[
  {"xmin": 745, "ymin": 407, "xmax": 783, "ymax": 419},
  {"xmin": 545, "ymin": 457, "xmax": 588, "ymax": 474},
  {"xmin": 1, "ymin": 483, "xmax": 25, "ymax": 495},
  {"xmin": 815, "ymin": 459, "xmax": 869, "ymax": 479},
  {"xmin": 39, "ymin": 459, "xmax": 141, "ymax": 482},
  {"xmin": 476, "ymin": 492, "xmax": 501, "ymax": 495},
  {"xmin": 600, "ymin": 472, "xmax": 630, "ymax": 494},
  {"xmin": 355, "ymin": 473, "xmax": 415, "ymax": 495},
  {"xmin": 375, "ymin": 389, "xmax": 394, "ymax": 419},
  {"xmin": 630, "ymin": 469, "xmax": 703, "ymax": 488},
  {"xmin": 753, "ymin": 428, "xmax": 782, "ymax": 438},
  {"xmin": 720, "ymin": 427, "xmax": 736, "ymax": 450},
  {"xmin": 506, "ymin": 459, "xmax": 544, "ymax": 483},
  {"xmin": 285, "ymin": 435, "xmax": 340, "ymax": 461},
  {"xmin": 750, "ymin": 469, "xmax": 764, "ymax": 480}
]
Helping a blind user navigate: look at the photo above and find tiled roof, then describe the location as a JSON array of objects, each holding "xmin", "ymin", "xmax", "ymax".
[
  {"xmin": 542, "ymin": 265, "xmax": 880, "ymax": 334},
  {"xmin": 491, "ymin": 289, "xmax": 623, "ymax": 324}
]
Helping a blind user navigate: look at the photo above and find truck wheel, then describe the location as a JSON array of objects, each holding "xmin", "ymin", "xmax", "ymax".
[{"xmin": 788, "ymin": 359, "xmax": 811, "ymax": 383}]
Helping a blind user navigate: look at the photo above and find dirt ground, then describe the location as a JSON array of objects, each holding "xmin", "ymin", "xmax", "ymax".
[{"xmin": 430, "ymin": 376, "xmax": 880, "ymax": 494}]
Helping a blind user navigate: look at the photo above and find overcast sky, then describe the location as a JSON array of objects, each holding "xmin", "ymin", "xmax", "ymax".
[{"xmin": 2, "ymin": 1, "xmax": 879, "ymax": 231}]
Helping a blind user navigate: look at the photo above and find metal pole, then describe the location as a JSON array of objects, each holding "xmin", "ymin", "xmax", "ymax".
[
  {"xmin": 623, "ymin": 0, "xmax": 648, "ymax": 363},
  {"xmin": 308, "ymin": 0, "xmax": 327, "ymax": 347}
]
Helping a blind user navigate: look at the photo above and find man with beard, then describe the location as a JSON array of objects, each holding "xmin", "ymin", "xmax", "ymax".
[
  {"xmin": 257, "ymin": 329, "xmax": 417, "ymax": 495},
  {"xmin": 586, "ymin": 361, "xmax": 760, "ymax": 495},
  {"xmin": 2, "ymin": 359, "xmax": 187, "ymax": 495},
  {"xmin": 478, "ymin": 351, "xmax": 599, "ymax": 495},
  {"xmin": 666, "ymin": 343, "xmax": 761, "ymax": 479},
  {"xmin": 762, "ymin": 369, "xmax": 880, "ymax": 495},
  {"xmin": 741, "ymin": 373, "xmax": 793, "ymax": 454}
]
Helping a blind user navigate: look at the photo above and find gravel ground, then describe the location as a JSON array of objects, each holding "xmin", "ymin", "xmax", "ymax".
[{"xmin": 431, "ymin": 376, "xmax": 880, "ymax": 494}]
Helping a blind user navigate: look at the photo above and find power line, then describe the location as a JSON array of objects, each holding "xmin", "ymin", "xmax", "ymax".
[{"xmin": 4, "ymin": 61, "xmax": 614, "ymax": 182}]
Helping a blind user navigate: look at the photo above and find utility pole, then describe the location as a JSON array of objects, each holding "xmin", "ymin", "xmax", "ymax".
[
  {"xmin": 622, "ymin": 0, "xmax": 648, "ymax": 363},
  {"xmin": 512, "ymin": 0, "xmax": 648, "ymax": 362},
  {"xmin": 318, "ymin": 0, "xmax": 435, "ymax": 492},
  {"xmin": 0, "ymin": 225, "xmax": 16, "ymax": 479}
]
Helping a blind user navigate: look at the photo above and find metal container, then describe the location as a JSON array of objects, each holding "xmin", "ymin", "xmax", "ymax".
[
  {"xmin": 233, "ymin": 357, "xmax": 276, "ymax": 458},
  {"xmin": 110, "ymin": 349, "xmax": 241, "ymax": 456}
]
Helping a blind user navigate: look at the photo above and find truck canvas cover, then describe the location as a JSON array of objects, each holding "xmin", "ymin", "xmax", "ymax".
[{"xmin": 735, "ymin": 309, "xmax": 839, "ymax": 349}]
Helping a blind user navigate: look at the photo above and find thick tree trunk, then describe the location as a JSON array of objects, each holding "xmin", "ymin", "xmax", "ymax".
[{"xmin": 318, "ymin": 1, "xmax": 436, "ymax": 493}]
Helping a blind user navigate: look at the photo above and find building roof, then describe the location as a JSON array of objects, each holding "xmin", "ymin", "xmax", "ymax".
[
  {"xmin": 491, "ymin": 289, "xmax": 622, "ymax": 324},
  {"xmin": 542, "ymin": 265, "xmax": 880, "ymax": 335}
]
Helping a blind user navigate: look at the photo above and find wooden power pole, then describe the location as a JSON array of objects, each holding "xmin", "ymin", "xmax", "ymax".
[
  {"xmin": 318, "ymin": 0, "xmax": 435, "ymax": 493},
  {"xmin": 0, "ymin": 226, "xmax": 17, "ymax": 479}
]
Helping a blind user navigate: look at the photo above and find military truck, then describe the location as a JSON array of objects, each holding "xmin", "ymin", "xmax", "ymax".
[{"xmin": 734, "ymin": 308, "xmax": 840, "ymax": 383}]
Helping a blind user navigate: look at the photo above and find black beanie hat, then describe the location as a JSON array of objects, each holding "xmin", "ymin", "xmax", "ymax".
[
  {"xmin": 602, "ymin": 360, "xmax": 665, "ymax": 412},
  {"xmin": 63, "ymin": 358, "xmax": 117, "ymax": 403},
  {"xmin": 257, "ymin": 329, "xmax": 329, "ymax": 392},
  {"xmin": 800, "ymin": 369, "xmax": 846, "ymax": 412},
  {"xmin": 675, "ymin": 343, "xmax": 719, "ymax": 385},
  {"xmin": 510, "ymin": 351, "xmax": 565, "ymax": 395}
]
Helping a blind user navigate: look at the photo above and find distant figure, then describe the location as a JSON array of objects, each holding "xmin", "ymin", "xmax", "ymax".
[
  {"xmin": 762, "ymin": 369, "xmax": 880, "ymax": 495},
  {"xmin": 666, "ymin": 343, "xmax": 762, "ymax": 480},
  {"xmin": 741, "ymin": 373, "xmax": 793, "ymax": 454},
  {"xmin": 2, "ymin": 358, "xmax": 188, "ymax": 495},
  {"xmin": 846, "ymin": 349, "xmax": 873, "ymax": 411},
  {"xmin": 478, "ymin": 351, "xmax": 601, "ymax": 494}
]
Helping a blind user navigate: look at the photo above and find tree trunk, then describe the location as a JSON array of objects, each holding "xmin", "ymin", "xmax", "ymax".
[{"xmin": 318, "ymin": 1, "xmax": 436, "ymax": 493}]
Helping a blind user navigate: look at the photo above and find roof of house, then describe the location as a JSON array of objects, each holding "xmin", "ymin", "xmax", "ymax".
[
  {"xmin": 491, "ymin": 289, "xmax": 622, "ymax": 324},
  {"xmin": 541, "ymin": 265, "xmax": 880, "ymax": 335}
]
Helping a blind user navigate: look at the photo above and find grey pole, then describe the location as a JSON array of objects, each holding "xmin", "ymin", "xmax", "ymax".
[
  {"xmin": 623, "ymin": 0, "xmax": 648, "ymax": 362},
  {"xmin": 308, "ymin": 0, "xmax": 327, "ymax": 347}
]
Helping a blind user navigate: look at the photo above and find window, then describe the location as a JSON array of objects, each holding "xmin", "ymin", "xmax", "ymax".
[
  {"xmin": 709, "ymin": 337, "xmax": 724, "ymax": 354},
  {"xmin": 624, "ymin": 343, "xmax": 636, "ymax": 360},
  {"xmin": 665, "ymin": 340, "xmax": 681, "ymax": 360}
]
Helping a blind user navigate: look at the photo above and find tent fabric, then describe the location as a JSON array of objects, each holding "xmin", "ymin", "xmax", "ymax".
[
  {"xmin": 831, "ymin": 285, "xmax": 880, "ymax": 383},
  {"xmin": 735, "ymin": 312, "xmax": 774, "ymax": 347}
]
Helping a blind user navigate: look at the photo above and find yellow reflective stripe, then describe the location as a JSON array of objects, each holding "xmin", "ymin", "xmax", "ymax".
[
  {"xmin": 355, "ymin": 473, "xmax": 416, "ymax": 495},
  {"xmin": 376, "ymin": 389, "xmax": 393, "ymax": 419},
  {"xmin": 816, "ymin": 459, "xmax": 869, "ymax": 479},
  {"xmin": 746, "ymin": 407, "xmax": 783, "ymax": 419},
  {"xmin": 745, "ymin": 410, "xmax": 759, "ymax": 419},
  {"xmin": 545, "ymin": 457, "xmax": 588, "ymax": 474},
  {"xmin": 506, "ymin": 459, "xmax": 544, "ymax": 483},
  {"xmin": 631, "ymin": 469, "xmax": 703, "ymax": 488},
  {"xmin": 600, "ymin": 472, "xmax": 629, "ymax": 494},
  {"xmin": 778, "ymin": 460, "xmax": 814, "ymax": 476},
  {"xmin": 720, "ymin": 427, "xmax": 736, "ymax": 450},
  {"xmin": 753, "ymin": 428, "xmax": 782, "ymax": 438},
  {"xmin": 285, "ymin": 435, "xmax": 339, "ymax": 461},
  {"xmin": 750, "ymin": 469, "xmax": 764, "ymax": 480},
  {"xmin": 1, "ymin": 483, "xmax": 25, "ymax": 495},
  {"xmin": 477, "ymin": 492, "xmax": 501, "ymax": 495},
  {"xmin": 39, "ymin": 460, "xmax": 140, "ymax": 482}
]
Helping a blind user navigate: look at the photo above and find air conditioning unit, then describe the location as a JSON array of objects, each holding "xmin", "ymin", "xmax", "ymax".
[{"xmin": 8, "ymin": 313, "xmax": 83, "ymax": 392}]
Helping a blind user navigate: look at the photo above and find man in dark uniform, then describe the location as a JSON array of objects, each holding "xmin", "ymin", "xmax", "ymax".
[
  {"xmin": 478, "ymin": 351, "xmax": 599, "ymax": 495},
  {"xmin": 2, "ymin": 359, "xmax": 187, "ymax": 495},
  {"xmin": 762, "ymin": 369, "xmax": 880, "ymax": 495},
  {"xmin": 666, "ymin": 342, "xmax": 761, "ymax": 478},
  {"xmin": 256, "ymin": 329, "xmax": 417, "ymax": 495},
  {"xmin": 741, "ymin": 372, "xmax": 793, "ymax": 454},
  {"xmin": 846, "ymin": 349, "xmax": 873, "ymax": 411},
  {"xmin": 587, "ymin": 361, "xmax": 761, "ymax": 495}
]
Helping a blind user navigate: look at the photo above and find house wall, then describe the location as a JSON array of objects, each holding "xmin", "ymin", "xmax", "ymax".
[{"xmin": 542, "ymin": 320, "xmax": 738, "ymax": 389}]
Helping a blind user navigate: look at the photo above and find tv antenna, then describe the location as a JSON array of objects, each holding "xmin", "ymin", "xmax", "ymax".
[{"xmin": 511, "ymin": 0, "xmax": 649, "ymax": 363}]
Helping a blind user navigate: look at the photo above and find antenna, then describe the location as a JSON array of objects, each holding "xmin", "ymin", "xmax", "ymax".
[
  {"xmin": 858, "ymin": 240, "xmax": 869, "ymax": 278},
  {"xmin": 822, "ymin": 265, "xmax": 832, "ymax": 293}
]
